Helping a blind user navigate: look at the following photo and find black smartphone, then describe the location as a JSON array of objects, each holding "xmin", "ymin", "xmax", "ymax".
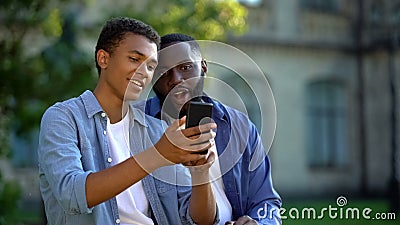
[
  {"xmin": 186, "ymin": 101, "xmax": 213, "ymax": 128},
  {"xmin": 185, "ymin": 101, "xmax": 213, "ymax": 154}
]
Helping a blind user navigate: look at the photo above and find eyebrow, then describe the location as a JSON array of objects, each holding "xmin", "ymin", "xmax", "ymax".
[{"xmin": 128, "ymin": 50, "xmax": 158, "ymax": 64}]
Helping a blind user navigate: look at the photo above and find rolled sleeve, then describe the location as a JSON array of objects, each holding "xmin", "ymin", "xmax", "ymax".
[{"xmin": 73, "ymin": 171, "xmax": 93, "ymax": 213}]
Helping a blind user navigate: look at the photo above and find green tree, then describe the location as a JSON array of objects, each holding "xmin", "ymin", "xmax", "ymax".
[{"xmin": 103, "ymin": 0, "xmax": 248, "ymax": 40}]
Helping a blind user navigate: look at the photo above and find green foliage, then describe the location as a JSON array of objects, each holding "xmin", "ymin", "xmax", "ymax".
[
  {"xmin": 0, "ymin": 0, "xmax": 96, "ymax": 139},
  {"xmin": 0, "ymin": 174, "xmax": 21, "ymax": 225},
  {"xmin": 104, "ymin": 0, "xmax": 248, "ymax": 40}
]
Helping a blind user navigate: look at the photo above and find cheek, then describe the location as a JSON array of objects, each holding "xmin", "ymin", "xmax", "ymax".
[{"xmin": 153, "ymin": 79, "xmax": 169, "ymax": 95}]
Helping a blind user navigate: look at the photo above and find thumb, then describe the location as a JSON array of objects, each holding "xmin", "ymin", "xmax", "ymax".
[
  {"xmin": 178, "ymin": 116, "xmax": 186, "ymax": 127},
  {"xmin": 167, "ymin": 116, "xmax": 185, "ymax": 132}
]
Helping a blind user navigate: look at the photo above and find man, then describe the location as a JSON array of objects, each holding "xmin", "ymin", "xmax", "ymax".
[
  {"xmin": 137, "ymin": 33, "xmax": 282, "ymax": 224},
  {"xmin": 38, "ymin": 18, "xmax": 218, "ymax": 225}
]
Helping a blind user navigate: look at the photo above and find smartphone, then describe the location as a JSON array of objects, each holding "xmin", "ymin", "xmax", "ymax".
[
  {"xmin": 185, "ymin": 101, "xmax": 214, "ymax": 154},
  {"xmin": 186, "ymin": 101, "xmax": 213, "ymax": 128}
]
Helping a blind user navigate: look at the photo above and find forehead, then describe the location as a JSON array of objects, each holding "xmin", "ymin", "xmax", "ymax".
[
  {"xmin": 157, "ymin": 42, "xmax": 201, "ymax": 69},
  {"xmin": 116, "ymin": 33, "xmax": 158, "ymax": 57}
]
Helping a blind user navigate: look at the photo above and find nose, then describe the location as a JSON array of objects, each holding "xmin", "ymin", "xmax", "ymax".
[
  {"xmin": 135, "ymin": 63, "xmax": 151, "ymax": 78},
  {"xmin": 167, "ymin": 68, "xmax": 184, "ymax": 86}
]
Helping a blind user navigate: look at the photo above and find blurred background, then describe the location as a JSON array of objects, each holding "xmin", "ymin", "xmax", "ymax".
[{"xmin": 0, "ymin": 0, "xmax": 399, "ymax": 224}]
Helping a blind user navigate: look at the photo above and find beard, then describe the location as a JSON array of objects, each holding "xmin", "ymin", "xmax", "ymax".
[{"xmin": 154, "ymin": 72, "xmax": 205, "ymax": 119}]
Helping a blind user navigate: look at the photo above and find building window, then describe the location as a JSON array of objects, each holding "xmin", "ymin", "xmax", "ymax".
[
  {"xmin": 391, "ymin": 3, "xmax": 400, "ymax": 25},
  {"xmin": 306, "ymin": 80, "xmax": 347, "ymax": 168},
  {"xmin": 369, "ymin": 0, "xmax": 384, "ymax": 24},
  {"xmin": 301, "ymin": 0, "xmax": 339, "ymax": 13}
]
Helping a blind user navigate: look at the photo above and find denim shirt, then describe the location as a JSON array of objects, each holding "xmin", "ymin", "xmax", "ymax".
[
  {"xmin": 38, "ymin": 90, "xmax": 201, "ymax": 225},
  {"xmin": 137, "ymin": 96, "xmax": 282, "ymax": 225}
]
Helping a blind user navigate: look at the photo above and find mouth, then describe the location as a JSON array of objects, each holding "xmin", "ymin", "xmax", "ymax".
[
  {"xmin": 170, "ymin": 87, "xmax": 191, "ymax": 106},
  {"xmin": 128, "ymin": 78, "xmax": 144, "ymax": 88}
]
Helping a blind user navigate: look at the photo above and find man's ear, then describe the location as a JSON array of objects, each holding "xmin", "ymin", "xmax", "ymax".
[
  {"xmin": 97, "ymin": 49, "xmax": 109, "ymax": 70},
  {"xmin": 201, "ymin": 59, "xmax": 208, "ymax": 74}
]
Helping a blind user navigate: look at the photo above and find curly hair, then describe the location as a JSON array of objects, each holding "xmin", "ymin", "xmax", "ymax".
[{"xmin": 95, "ymin": 17, "xmax": 160, "ymax": 75}]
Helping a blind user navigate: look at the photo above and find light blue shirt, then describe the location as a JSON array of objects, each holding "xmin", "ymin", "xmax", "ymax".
[{"xmin": 38, "ymin": 90, "xmax": 206, "ymax": 225}]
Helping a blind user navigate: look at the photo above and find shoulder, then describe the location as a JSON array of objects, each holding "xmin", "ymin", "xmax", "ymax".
[
  {"xmin": 42, "ymin": 96, "xmax": 82, "ymax": 121},
  {"xmin": 40, "ymin": 92, "xmax": 94, "ymax": 130},
  {"xmin": 212, "ymin": 100, "xmax": 252, "ymax": 126}
]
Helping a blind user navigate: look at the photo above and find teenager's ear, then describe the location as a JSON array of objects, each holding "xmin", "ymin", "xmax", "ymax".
[
  {"xmin": 97, "ymin": 49, "xmax": 109, "ymax": 70},
  {"xmin": 201, "ymin": 59, "xmax": 208, "ymax": 74}
]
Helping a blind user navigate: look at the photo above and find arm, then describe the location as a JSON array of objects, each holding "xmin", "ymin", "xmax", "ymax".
[
  {"xmin": 88, "ymin": 117, "xmax": 217, "ymax": 207},
  {"xmin": 39, "ymin": 106, "xmax": 216, "ymax": 210},
  {"xmin": 245, "ymin": 123, "xmax": 282, "ymax": 225},
  {"xmin": 187, "ymin": 151, "xmax": 217, "ymax": 225}
]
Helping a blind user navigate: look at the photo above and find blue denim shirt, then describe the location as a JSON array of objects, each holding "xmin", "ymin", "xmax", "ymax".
[
  {"xmin": 38, "ymin": 90, "xmax": 202, "ymax": 225},
  {"xmin": 136, "ymin": 96, "xmax": 282, "ymax": 225}
]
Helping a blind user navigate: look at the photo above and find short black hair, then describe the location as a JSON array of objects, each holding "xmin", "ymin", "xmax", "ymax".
[
  {"xmin": 95, "ymin": 17, "xmax": 160, "ymax": 75},
  {"xmin": 160, "ymin": 33, "xmax": 201, "ymax": 55}
]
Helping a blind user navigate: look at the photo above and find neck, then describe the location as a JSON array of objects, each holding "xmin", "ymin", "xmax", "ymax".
[{"xmin": 94, "ymin": 84, "xmax": 128, "ymax": 124}]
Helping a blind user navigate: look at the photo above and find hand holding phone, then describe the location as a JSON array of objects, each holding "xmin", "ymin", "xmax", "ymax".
[{"xmin": 185, "ymin": 101, "xmax": 214, "ymax": 154}]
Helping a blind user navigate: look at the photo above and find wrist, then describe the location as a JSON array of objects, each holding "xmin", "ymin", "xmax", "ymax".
[
  {"xmin": 133, "ymin": 146, "xmax": 173, "ymax": 173},
  {"xmin": 189, "ymin": 167, "xmax": 211, "ymax": 185}
]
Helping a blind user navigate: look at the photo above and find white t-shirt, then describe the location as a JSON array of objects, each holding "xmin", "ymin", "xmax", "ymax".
[
  {"xmin": 209, "ymin": 145, "xmax": 233, "ymax": 224},
  {"xmin": 107, "ymin": 110, "xmax": 154, "ymax": 225},
  {"xmin": 164, "ymin": 112, "xmax": 233, "ymax": 224}
]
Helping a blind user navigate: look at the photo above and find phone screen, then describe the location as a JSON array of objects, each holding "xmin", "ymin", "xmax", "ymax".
[
  {"xmin": 185, "ymin": 101, "xmax": 213, "ymax": 128},
  {"xmin": 185, "ymin": 101, "xmax": 213, "ymax": 155}
]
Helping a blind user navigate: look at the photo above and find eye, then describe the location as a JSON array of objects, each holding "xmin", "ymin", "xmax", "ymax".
[
  {"xmin": 129, "ymin": 57, "xmax": 138, "ymax": 62},
  {"xmin": 180, "ymin": 64, "xmax": 193, "ymax": 71},
  {"xmin": 147, "ymin": 64, "xmax": 156, "ymax": 72}
]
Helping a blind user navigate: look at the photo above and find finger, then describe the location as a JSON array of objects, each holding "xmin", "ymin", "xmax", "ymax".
[
  {"xmin": 182, "ymin": 122, "xmax": 216, "ymax": 137},
  {"xmin": 181, "ymin": 153, "xmax": 207, "ymax": 164},
  {"xmin": 206, "ymin": 151, "xmax": 216, "ymax": 164},
  {"xmin": 235, "ymin": 216, "xmax": 255, "ymax": 225},
  {"xmin": 178, "ymin": 116, "xmax": 186, "ymax": 127},
  {"xmin": 187, "ymin": 129, "xmax": 216, "ymax": 141},
  {"xmin": 166, "ymin": 118, "xmax": 182, "ymax": 132},
  {"xmin": 186, "ymin": 141, "xmax": 214, "ymax": 153},
  {"xmin": 188, "ymin": 131, "xmax": 216, "ymax": 146},
  {"xmin": 190, "ymin": 151, "xmax": 215, "ymax": 168},
  {"xmin": 183, "ymin": 157, "xmax": 206, "ymax": 166}
]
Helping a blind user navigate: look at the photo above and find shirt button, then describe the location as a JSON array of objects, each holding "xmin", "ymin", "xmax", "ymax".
[
  {"xmin": 101, "ymin": 112, "xmax": 106, "ymax": 118},
  {"xmin": 103, "ymin": 130, "xmax": 107, "ymax": 135},
  {"xmin": 116, "ymin": 218, "xmax": 120, "ymax": 223},
  {"xmin": 107, "ymin": 157, "xmax": 112, "ymax": 163}
]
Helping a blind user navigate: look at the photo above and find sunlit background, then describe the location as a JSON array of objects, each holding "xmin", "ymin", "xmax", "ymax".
[{"xmin": 1, "ymin": 0, "xmax": 399, "ymax": 224}]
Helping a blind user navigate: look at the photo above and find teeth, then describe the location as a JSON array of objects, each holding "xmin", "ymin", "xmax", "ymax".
[
  {"xmin": 130, "ymin": 80, "xmax": 142, "ymax": 87},
  {"xmin": 174, "ymin": 90, "xmax": 187, "ymax": 95}
]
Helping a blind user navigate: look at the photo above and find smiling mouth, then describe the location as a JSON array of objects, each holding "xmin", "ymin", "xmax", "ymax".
[
  {"xmin": 129, "ymin": 79, "xmax": 143, "ymax": 87},
  {"xmin": 174, "ymin": 89, "xmax": 188, "ymax": 96}
]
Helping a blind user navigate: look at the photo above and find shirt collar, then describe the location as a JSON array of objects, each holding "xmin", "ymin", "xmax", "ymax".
[
  {"xmin": 81, "ymin": 90, "xmax": 103, "ymax": 118},
  {"xmin": 129, "ymin": 103, "xmax": 148, "ymax": 127},
  {"xmin": 80, "ymin": 90, "xmax": 148, "ymax": 127}
]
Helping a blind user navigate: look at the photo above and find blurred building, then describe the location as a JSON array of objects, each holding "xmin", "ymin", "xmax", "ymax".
[{"xmin": 213, "ymin": 0, "xmax": 400, "ymax": 199}]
